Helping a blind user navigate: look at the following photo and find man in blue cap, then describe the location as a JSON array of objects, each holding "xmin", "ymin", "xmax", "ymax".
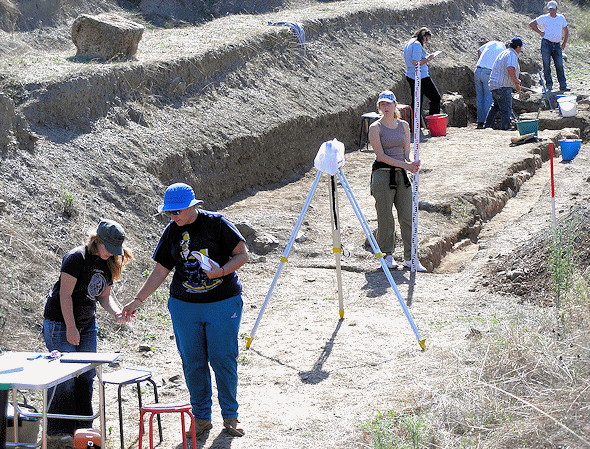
[
  {"xmin": 484, "ymin": 37, "xmax": 523, "ymax": 130},
  {"xmin": 529, "ymin": 1, "xmax": 569, "ymax": 92}
]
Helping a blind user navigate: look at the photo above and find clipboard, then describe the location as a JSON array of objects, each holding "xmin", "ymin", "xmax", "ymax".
[{"xmin": 194, "ymin": 252, "xmax": 220, "ymax": 271}]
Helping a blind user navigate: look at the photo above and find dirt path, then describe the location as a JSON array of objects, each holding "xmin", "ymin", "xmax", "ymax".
[{"xmin": 97, "ymin": 130, "xmax": 590, "ymax": 449}]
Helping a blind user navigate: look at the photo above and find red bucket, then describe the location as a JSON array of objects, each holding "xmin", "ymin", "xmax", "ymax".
[{"xmin": 425, "ymin": 114, "xmax": 448, "ymax": 137}]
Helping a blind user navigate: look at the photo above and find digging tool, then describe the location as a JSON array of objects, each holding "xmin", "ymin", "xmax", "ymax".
[{"xmin": 538, "ymin": 70, "xmax": 553, "ymax": 109}]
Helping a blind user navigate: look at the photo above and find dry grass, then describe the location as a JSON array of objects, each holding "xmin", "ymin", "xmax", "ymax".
[
  {"xmin": 367, "ymin": 305, "xmax": 590, "ymax": 448},
  {"xmin": 367, "ymin": 233, "xmax": 590, "ymax": 449}
]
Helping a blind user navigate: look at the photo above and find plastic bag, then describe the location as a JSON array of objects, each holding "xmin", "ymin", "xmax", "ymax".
[{"xmin": 313, "ymin": 138, "xmax": 345, "ymax": 175}]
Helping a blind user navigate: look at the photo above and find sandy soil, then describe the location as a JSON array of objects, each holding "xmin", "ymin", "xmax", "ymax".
[
  {"xmin": 2, "ymin": 1, "xmax": 590, "ymax": 448},
  {"xmin": 87, "ymin": 126, "xmax": 590, "ymax": 449}
]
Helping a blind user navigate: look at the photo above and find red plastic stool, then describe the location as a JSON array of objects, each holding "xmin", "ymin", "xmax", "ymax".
[{"xmin": 139, "ymin": 402, "xmax": 196, "ymax": 449}]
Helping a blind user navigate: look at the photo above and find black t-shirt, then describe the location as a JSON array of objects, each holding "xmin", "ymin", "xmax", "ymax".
[
  {"xmin": 44, "ymin": 246, "xmax": 113, "ymax": 326},
  {"xmin": 153, "ymin": 210, "xmax": 244, "ymax": 303}
]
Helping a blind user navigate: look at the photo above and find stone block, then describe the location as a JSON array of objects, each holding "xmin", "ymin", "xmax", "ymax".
[
  {"xmin": 442, "ymin": 92, "xmax": 467, "ymax": 127},
  {"xmin": 71, "ymin": 13, "xmax": 144, "ymax": 61}
]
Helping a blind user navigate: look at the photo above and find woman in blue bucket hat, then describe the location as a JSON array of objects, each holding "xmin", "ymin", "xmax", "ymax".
[
  {"xmin": 42, "ymin": 219, "xmax": 134, "ymax": 443},
  {"xmin": 123, "ymin": 183, "xmax": 248, "ymax": 437}
]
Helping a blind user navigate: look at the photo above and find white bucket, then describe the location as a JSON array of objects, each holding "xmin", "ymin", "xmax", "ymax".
[{"xmin": 557, "ymin": 95, "xmax": 577, "ymax": 117}]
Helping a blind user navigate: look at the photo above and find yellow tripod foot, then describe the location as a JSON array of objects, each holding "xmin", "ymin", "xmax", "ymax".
[
  {"xmin": 245, "ymin": 336, "xmax": 253, "ymax": 349},
  {"xmin": 419, "ymin": 339, "xmax": 426, "ymax": 351}
]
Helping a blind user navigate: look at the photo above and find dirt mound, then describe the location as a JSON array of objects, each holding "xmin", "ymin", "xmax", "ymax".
[{"xmin": 485, "ymin": 196, "xmax": 590, "ymax": 306}]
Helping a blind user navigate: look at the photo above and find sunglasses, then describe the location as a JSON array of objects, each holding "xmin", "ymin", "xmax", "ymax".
[{"xmin": 166, "ymin": 210, "xmax": 182, "ymax": 216}]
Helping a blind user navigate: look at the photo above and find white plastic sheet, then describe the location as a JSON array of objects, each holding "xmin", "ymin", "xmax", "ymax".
[{"xmin": 313, "ymin": 138, "xmax": 345, "ymax": 175}]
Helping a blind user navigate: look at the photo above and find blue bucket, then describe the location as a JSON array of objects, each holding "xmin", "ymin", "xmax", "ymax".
[{"xmin": 559, "ymin": 139, "xmax": 581, "ymax": 161}]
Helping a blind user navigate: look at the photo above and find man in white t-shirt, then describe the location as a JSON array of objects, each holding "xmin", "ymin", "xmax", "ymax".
[
  {"xmin": 529, "ymin": 1, "xmax": 569, "ymax": 91},
  {"xmin": 474, "ymin": 40, "xmax": 506, "ymax": 128}
]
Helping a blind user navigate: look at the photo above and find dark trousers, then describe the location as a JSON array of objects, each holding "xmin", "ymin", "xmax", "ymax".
[
  {"xmin": 484, "ymin": 87, "xmax": 513, "ymax": 130},
  {"xmin": 406, "ymin": 76, "xmax": 441, "ymax": 117}
]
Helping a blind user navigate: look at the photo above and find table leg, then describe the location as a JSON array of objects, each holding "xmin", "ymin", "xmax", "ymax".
[
  {"xmin": 42, "ymin": 389, "xmax": 47, "ymax": 449},
  {"xmin": 11, "ymin": 390, "xmax": 17, "ymax": 444},
  {"xmin": 0, "ymin": 389, "xmax": 7, "ymax": 449},
  {"xmin": 98, "ymin": 365, "xmax": 105, "ymax": 448}
]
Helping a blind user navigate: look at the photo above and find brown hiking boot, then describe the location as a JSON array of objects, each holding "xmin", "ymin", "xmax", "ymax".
[
  {"xmin": 223, "ymin": 418, "xmax": 245, "ymax": 437},
  {"xmin": 187, "ymin": 419, "xmax": 212, "ymax": 438}
]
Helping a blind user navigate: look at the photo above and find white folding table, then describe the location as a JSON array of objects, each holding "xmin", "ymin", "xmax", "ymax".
[{"xmin": 0, "ymin": 351, "xmax": 119, "ymax": 449}]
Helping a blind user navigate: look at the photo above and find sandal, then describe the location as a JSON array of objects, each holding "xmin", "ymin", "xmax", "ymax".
[{"xmin": 223, "ymin": 418, "xmax": 245, "ymax": 437}]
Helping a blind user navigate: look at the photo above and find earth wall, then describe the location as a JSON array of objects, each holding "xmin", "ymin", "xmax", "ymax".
[{"xmin": 4, "ymin": 0, "xmax": 546, "ymax": 207}]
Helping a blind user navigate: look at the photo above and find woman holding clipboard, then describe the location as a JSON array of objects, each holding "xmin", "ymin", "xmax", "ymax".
[{"xmin": 403, "ymin": 27, "xmax": 442, "ymax": 117}]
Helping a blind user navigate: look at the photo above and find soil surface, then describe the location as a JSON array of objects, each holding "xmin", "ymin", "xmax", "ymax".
[
  {"xmin": 90, "ymin": 127, "xmax": 590, "ymax": 449},
  {"xmin": 2, "ymin": 0, "xmax": 590, "ymax": 448}
]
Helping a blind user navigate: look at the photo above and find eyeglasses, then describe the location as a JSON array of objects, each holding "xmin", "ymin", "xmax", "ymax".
[{"xmin": 166, "ymin": 210, "xmax": 182, "ymax": 216}]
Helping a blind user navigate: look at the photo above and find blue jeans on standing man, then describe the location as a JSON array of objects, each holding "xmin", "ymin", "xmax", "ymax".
[
  {"xmin": 541, "ymin": 38, "xmax": 567, "ymax": 91},
  {"xmin": 168, "ymin": 295, "xmax": 243, "ymax": 422},
  {"xmin": 43, "ymin": 319, "xmax": 97, "ymax": 436},
  {"xmin": 474, "ymin": 67, "xmax": 493, "ymax": 124},
  {"xmin": 484, "ymin": 87, "xmax": 513, "ymax": 130}
]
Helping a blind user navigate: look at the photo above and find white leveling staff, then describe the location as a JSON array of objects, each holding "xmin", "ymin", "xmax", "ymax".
[{"xmin": 411, "ymin": 61, "xmax": 421, "ymax": 272}]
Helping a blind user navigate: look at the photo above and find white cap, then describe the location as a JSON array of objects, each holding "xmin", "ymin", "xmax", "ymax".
[{"xmin": 547, "ymin": 1, "xmax": 557, "ymax": 9}]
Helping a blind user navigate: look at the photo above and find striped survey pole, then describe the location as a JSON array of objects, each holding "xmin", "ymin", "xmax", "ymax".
[
  {"xmin": 411, "ymin": 61, "xmax": 421, "ymax": 272},
  {"xmin": 550, "ymin": 141, "xmax": 556, "ymax": 229}
]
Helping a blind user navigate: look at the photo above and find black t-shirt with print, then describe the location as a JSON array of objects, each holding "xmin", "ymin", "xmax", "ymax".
[
  {"xmin": 153, "ymin": 210, "xmax": 245, "ymax": 304},
  {"xmin": 44, "ymin": 246, "xmax": 113, "ymax": 326}
]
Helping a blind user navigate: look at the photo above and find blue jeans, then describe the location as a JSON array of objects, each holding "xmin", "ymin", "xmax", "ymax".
[
  {"xmin": 484, "ymin": 87, "xmax": 513, "ymax": 130},
  {"xmin": 474, "ymin": 67, "xmax": 493, "ymax": 124},
  {"xmin": 168, "ymin": 295, "xmax": 243, "ymax": 421},
  {"xmin": 43, "ymin": 319, "xmax": 97, "ymax": 436},
  {"xmin": 541, "ymin": 38, "xmax": 566, "ymax": 90}
]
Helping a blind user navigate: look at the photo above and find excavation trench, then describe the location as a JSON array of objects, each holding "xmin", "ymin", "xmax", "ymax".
[{"xmin": 1, "ymin": 0, "xmax": 586, "ymax": 274}]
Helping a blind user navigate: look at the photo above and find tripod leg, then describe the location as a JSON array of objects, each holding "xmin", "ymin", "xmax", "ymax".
[
  {"xmin": 329, "ymin": 175, "xmax": 344, "ymax": 319},
  {"xmin": 246, "ymin": 170, "xmax": 324, "ymax": 349},
  {"xmin": 337, "ymin": 169, "xmax": 426, "ymax": 350}
]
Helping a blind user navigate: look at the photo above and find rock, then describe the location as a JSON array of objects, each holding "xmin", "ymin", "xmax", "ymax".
[
  {"xmin": 295, "ymin": 231, "xmax": 307, "ymax": 243},
  {"xmin": 442, "ymin": 92, "xmax": 468, "ymax": 127},
  {"xmin": 71, "ymin": 13, "xmax": 144, "ymax": 61},
  {"xmin": 234, "ymin": 221, "xmax": 257, "ymax": 241},
  {"xmin": 252, "ymin": 233, "xmax": 279, "ymax": 254},
  {"xmin": 0, "ymin": 93, "xmax": 37, "ymax": 153}
]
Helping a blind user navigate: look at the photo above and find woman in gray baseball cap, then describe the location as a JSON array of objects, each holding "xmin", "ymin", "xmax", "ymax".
[{"xmin": 42, "ymin": 219, "xmax": 134, "ymax": 443}]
